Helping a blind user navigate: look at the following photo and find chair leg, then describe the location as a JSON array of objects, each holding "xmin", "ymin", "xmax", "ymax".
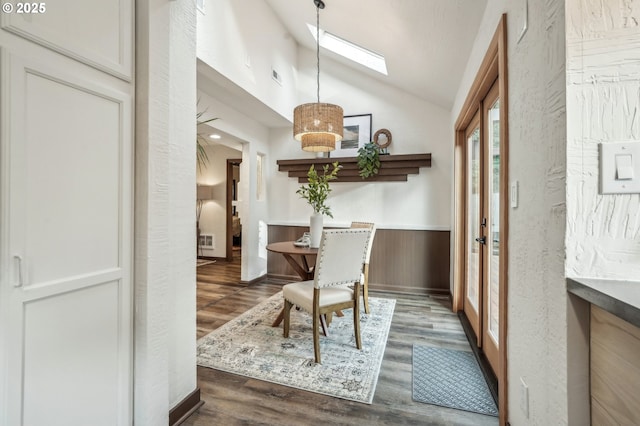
[
  {"xmin": 354, "ymin": 286, "xmax": 362, "ymax": 350},
  {"xmin": 313, "ymin": 309, "xmax": 321, "ymax": 364},
  {"xmin": 363, "ymin": 265, "xmax": 370, "ymax": 314},
  {"xmin": 283, "ymin": 299, "xmax": 292, "ymax": 338}
]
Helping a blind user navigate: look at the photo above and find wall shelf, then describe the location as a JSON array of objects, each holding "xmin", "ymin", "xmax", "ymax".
[{"xmin": 277, "ymin": 153, "xmax": 431, "ymax": 182}]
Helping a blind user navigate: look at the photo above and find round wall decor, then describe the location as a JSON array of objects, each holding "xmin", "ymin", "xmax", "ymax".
[{"xmin": 373, "ymin": 128, "xmax": 392, "ymax": 148}]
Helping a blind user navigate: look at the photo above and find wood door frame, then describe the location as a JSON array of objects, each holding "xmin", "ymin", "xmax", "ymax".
[
  {"xmin": 453, "ymin": 14, "xmax": 509, "ymax": 426},
  {"xmin": 226, "ymin": 158, "xmax": 242, "ymax": 261}
]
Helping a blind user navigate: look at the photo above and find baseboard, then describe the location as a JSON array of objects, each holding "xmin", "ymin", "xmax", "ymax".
[
  {"xmin": 240, "ymin": 273, "xmax": 267, "ymax": 285},
  {"xmin": 169, "ymin": 387, "xmax": 204, "ymax": 426},
  {"xmin": 370, "ymin": 283, "xmax": 450, "ymax": 296},
  {"xmin": 267, "ymin": 273, "xmax": 300, "ymax": 282},
  {"xmin": 198, "ymin": 256, "xmax": 225, "ymax": 261}
]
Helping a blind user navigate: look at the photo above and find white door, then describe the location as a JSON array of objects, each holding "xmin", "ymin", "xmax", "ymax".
[{"xmin": 0, "ymin": 2, "xmax": 133, "ymax": 425}]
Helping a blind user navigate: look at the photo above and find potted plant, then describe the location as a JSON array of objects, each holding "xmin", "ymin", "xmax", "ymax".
[
  {"xmin": 357, "ymin": 142, "xmax": 381, "ymax": 179},
  {"xmin": 296, "ymin": 161, "xmax": 340, "ymax": 247},
  {"xmin": 196, "ymin": 110, "xmax": 218, "ymax": 172}
]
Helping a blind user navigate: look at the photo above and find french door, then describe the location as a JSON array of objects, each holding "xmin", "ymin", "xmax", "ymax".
[{"xmin": 463, "ymin": 81, "xmax": 501, "ymax": 374}]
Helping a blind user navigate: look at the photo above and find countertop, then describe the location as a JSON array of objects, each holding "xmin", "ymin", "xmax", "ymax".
[{"xmin": 567, "ymin": 277, "xmax": 640, "ymax": 328}]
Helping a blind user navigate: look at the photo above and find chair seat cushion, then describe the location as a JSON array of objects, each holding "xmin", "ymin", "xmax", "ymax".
[{"xmin": 283, "ymin": 281, "xmax": 354, "ymax": 313}]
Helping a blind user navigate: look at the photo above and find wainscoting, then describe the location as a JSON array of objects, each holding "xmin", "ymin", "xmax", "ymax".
[{"xmin": 267, "ymin": 225, "xmax": 450, "ymax": 295}]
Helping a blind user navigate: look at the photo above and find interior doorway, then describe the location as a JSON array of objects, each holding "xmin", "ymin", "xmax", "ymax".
[{"xmin": 226, "ymin": 159, "xmax": 242, "ymax": 262}]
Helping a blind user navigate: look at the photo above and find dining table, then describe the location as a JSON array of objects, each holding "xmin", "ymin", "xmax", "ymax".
[
  {"xmin": 266, "ymin": 241, "xmax": 343, "ymax": 334},
  {"xmin": 266, "ymin": 241, "xmax": 318, "ymax": 281}
]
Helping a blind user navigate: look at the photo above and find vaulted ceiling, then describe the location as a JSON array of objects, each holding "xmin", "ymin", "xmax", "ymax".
[{"xmin": 264, "ymin": 0, "xmax": 488, "ymax": 109}]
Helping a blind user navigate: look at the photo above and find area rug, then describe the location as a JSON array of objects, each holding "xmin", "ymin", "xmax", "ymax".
[
  {"xmin": 197, "ymin": 292, "xmax": 396, "ymax": 404},
  {"xmin": 412, "ymin": 345, "xmax": 498, "ymax": 416},
  {"xmin": 197, "ymin": 259, "xmax": 216, "ymax": 267}
]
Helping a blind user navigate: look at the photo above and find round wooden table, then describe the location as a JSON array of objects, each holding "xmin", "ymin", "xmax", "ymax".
[{"xmin": 266, "ymin": 241, "xmax": 318, "ymax": 281}]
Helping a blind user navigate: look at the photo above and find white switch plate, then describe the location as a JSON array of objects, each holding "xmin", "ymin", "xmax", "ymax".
[
  {"xmin": 510, "ymin": 180, "xmax": 519, "ymax": 208},
  {"xmin": 520, "ymin": 377, "xmax": 529, "ymax": 418},
  {"xmin": 600, "ymin": 142, "xmax": 640, "ymax": 194},
  {"xmin": 517, "ymin": 0, "xmax": 528, "ymax": 43}
]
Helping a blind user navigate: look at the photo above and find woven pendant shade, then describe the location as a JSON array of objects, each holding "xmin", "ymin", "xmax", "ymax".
[
  {"xmin": 293, "ymin": 0, "xmax": 343, "ymax": 153},
  {"xmin": 293, "ymin": 102, "xmax": 343, "ymax": 152}
]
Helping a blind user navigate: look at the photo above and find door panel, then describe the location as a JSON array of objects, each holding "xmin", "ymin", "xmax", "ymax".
[
  {"xmin": 483, "ymin": 82, "xmax": 501, "ymax": 373},
  {"xmin": 23, "ymin": 281, "xmax": 121, "ymax": 424},
  {"xmin": 22, "ymin": 69, "xmax": 121, "ymax": 284},
  {"xmin": 463, "ymin": 113, "xmax": 482, "ymax": 339},
  {"xmin": 1, "ymin": 0, "xmax": 133, "ymax": 79},
  {"xmin": 1, "ymin": 49, "xmax": 133, "ymax": 425}
]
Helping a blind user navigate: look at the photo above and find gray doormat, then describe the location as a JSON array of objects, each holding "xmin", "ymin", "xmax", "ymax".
[{"xmin": 412, "ymin": 345, "xmax": 498, "ymax": 417}]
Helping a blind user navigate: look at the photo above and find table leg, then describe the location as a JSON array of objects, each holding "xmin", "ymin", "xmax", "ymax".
[{"xmin": 282, "ymin": 253, "xmax": 312, "ymax": 280}]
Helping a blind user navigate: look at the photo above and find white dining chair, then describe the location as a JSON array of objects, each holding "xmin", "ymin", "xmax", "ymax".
[
  {"xmin": 282, "ymin": 228, "xmax": 371, "ymax": 364},
  {"xmin": 350, "ymin": 222, "xmax": 376, "ymax": 314}
]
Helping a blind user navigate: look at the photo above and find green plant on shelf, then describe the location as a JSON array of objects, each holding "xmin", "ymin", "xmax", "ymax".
[{"xmin": 357, "ymin": 142, "xmax": 381, "ymax": 178}]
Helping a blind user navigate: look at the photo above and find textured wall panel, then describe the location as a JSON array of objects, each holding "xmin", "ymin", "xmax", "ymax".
[{"xmin": 566, "ymin": 0, "xmax": 640, "ymax": 279}]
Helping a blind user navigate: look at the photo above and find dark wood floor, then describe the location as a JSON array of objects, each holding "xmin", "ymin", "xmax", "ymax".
[{"xmin": 186, "ymin": 257, "xmax": 498, "ymax": 426}]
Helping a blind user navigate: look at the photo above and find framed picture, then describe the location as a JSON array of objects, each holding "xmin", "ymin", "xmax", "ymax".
[{"xmin": 330, "ymin": 114, "xmax": 372, "ymax": 158}]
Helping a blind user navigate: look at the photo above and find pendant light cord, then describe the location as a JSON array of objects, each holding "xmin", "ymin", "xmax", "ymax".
[{"xmin": 316, "ymin": 4, "xmax": 320, "ymax": 103}]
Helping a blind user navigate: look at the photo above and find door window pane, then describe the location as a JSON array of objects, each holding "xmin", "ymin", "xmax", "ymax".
[
  {"xmin": 466, "ymin": 127, "xmax": 481, "ymax": 310},
  {"xmin": 487, "ymin": 99, "xmax": 500, "ymax": 343}
]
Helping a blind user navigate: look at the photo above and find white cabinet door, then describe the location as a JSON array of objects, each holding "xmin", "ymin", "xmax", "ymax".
[{"xmin": 0, "ymin": 3, "xmax": 133, "ymax": 424}]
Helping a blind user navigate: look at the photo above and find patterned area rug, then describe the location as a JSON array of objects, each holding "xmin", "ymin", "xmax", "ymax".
[
  {"xmin": 412, "ymin": 345, "xmax": 498, "ymax": 416},
  {"xmin": 197, "ymin": 292, "xmax": 396, "ymax": 404}
]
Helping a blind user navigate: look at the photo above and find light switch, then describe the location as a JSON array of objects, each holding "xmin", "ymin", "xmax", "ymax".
[
  {"xmin": 510, "ymin": 180, "xmax": 519, "ymax": 208},
  {"xmin": 600, "ymin": 142, "xmax": 640, "ymax": 194},
  {"xmin": 615, "ymin": 154, "xmax": 633, "ymax": 180}
]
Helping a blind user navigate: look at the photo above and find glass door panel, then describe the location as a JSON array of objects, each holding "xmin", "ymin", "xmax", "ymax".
[
  {"xmin": 487, "ymin": 98, "xmax": 500, "ymax": 343},
  {"xmin": 463, "ymin": 112, "xmax": 482, "ymax": 338},
  {"xmin": 482, "ymin": 82, "xmax": 501, "ymax": 374}
]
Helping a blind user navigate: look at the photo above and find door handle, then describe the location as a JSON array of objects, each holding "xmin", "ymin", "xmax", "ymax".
[
  {"xmin": 475, "ymin": 236, "xmax": 486, "ymax": 245},
  {"xmin": 13, "ymin": 255, "xmax": 24, "ymax": 287}
]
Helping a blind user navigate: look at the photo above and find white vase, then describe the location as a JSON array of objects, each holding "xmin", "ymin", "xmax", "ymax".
[{"xmin": 309, "ymin": 213, "xmax": 323, "ymax": 248}]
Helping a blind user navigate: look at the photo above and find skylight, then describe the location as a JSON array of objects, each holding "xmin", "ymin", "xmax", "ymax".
[{"xmin": 307, "ymin": 24, "xmax": 388, "ymax": 75}]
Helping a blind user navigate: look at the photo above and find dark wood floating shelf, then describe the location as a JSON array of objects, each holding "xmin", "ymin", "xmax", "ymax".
[{"xmin": 277, "ymin": 153, "xmax": 431, "ymax": 183}]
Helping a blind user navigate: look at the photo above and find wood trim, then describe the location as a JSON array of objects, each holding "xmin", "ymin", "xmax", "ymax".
[
  {"xmin": 277, "ymin": 154, "xmax": 431, "ymax": 183},
  {"xmin": 226, "ymin": 159, "xmax": 241, "ymax": 261},
  {"xmin": 453, "ymin": 13, "xmax": 508, "ymax": 426},
  {"xmin": 497, "ymin": 14, "xmax": 510, "ymax": 426},
  {"xmin": 169, "ymin": 388, "xmax": 204, "ymax": 426},
  {"xmin": 268, "ymin": 225, "xmax": 450, "ymax": 295}
]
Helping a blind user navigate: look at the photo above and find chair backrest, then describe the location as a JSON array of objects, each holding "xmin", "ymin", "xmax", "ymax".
[
  {"xmin": 313, "ymin": 228, "xmax": 371, "ymax": 289},
  {"xmin": 350, "ymin": 221, "xmax": 376, "ymax": 264}
]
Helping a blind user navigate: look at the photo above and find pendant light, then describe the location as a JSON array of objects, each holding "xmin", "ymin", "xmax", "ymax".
[{"xmin": 293, "ymin": 0, "xmax": 343, "ymax": 152}]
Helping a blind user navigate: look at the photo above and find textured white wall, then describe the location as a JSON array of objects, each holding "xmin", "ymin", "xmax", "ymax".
[
  {"xmin": 565, "ymin": 3, "xmax": 640, "ymax": 422},
  {"xmin": 168, "ymin": 0, "xmax": 198, "ymax": 408},
  {"xmin": 268, "ymin": 48, "xmax": 452, "ymax": 229},
  {"xmin": 135, "ymin": 0, "xmax": 197, "ymax": 421},
  {"xmin": 196, "ymin": 0, "xmax": 298, "ymax": 121},
  {"xmin": 452, "ymin": 0, "xmax": 571, "ymax": 424},
  {"xmin": 197, "ymin": 144, "xmax": 243, "ymax": 258},
  {"xmin": 566, "ymin": 0, "xmax": 640, "ymax": 279}
]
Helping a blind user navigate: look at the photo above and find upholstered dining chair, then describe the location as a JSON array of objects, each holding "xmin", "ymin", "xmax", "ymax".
[
  {"xmin": 282, "ymin": 228, "xmax": 371, "ymax": 364},
  {"xmin": 350, "ymin": 222, "xmax": 376, "ymax": 314}
]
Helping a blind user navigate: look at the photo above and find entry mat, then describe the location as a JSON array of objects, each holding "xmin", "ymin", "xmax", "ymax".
[{"xmin": 412, "ymin": 345, "xmax": 498, "ymax": 417}]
